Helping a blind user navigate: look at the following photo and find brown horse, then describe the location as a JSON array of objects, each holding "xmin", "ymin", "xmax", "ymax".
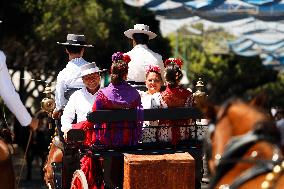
[
  {"xmin": 43, "ymin": 136, "xmax": 63, "ymax": 189},
  {"xmin": 0, "ymin": 134, "xmax": 15, "ymax": 189},
  {"xmin": 198, "ymin": 98, "xmax": 284, "ymax": 189}
]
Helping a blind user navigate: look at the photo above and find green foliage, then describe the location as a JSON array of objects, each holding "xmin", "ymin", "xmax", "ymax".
[
  {"xmin": 167, "ymin": 24, "xmax": 280, "ymax": 105},
  {"xmin": 19, "ymin": 0, "xmax": 171, "ymax": 69},
  {"xmin": 247, "ymin": 72, "xmax": 284, "ymax": 107},
  {"xmin": 1, "ymin": 0, "xmax": 172, "ymax": 111}
]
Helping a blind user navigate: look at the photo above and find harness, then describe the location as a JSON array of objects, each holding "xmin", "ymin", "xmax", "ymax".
[
  {"xmin": 208, "ymin": 128, "xmax": 280, "ymax": 189},
  {"xmin": 0, "ymin": 107, "xmax": 13, "ymax": 144},
  {"xmin": 206, "ymin": 99, "xmax": 282, "ymax": 189},
  {"xmin": 52, "ymin": 136, "xmax": 64, "ymax": 151}
]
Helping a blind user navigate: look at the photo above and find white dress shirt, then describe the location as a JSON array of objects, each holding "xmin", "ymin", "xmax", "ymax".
[
  {"xmin": 0, "ymin": 51, "xmax": 32, "ymax": 126},
  {"xmin": 125, "ymin": 44, "xmax": 164, "ymax": 83},
  {"xmin": 61, "ymin": 87, "xmax": 97, "ymax": 133},
  {"xmin": 55, "ymin": 57, "xmax": 90, "ymax": 110}
]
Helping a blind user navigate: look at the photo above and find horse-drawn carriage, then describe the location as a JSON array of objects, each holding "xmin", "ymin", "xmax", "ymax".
[
  {"xmin": 41, "ymin": 80, "xmax": 284, "ymax": 189},
  {"xmin": 42, "ymin": 80, "xmax": 208, "ymax": 189},
  {"xmin": 45, "ymin": 107, "xmax": 206, "ymax": 189}
]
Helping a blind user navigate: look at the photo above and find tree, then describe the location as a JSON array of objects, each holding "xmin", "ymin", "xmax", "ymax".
[
  {"xmin": 167, "ymin": 24, "xmax": 280, "ymax": 105},
  {"xmin": 1, "ymin": 0, "xmax": 172, "ymax": 112}
]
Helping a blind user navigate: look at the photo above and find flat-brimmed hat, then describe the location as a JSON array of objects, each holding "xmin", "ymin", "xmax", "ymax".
[
  {"xmin": 79, "ymin": 62, "xmax": 107, "ymax": 78},
  {"xmin": 57, "ymin": 34, "xmax": 93, "ymax": 47},
  {"xmin": 124, "ymin": 24, "xmax": 157, "ymax": 40}
]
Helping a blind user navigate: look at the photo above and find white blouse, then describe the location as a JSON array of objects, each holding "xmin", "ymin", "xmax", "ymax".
[{"xmin": 140, "ymin": 91, "xmax": 161, "ymax": 142}]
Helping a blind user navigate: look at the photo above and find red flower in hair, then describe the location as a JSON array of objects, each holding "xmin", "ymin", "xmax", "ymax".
[
  {"xmin": 122, "ymin": 54, "xmax": 131, "ymax": 64},
  {"xmin": 164, "ymin": 58, "xmax": 183, "ymax": 68},
  {"xmin": 112, "ymin": 52, "xmax": 131, "ymax": 63},
  {"xmin": 145, "ymin": 65, "xmax": 161, "ymax": 74}
]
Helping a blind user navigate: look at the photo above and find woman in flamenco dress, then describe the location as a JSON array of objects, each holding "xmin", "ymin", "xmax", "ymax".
[
  {"xmin": 71, "ymin": 52, "xmax": 142, "ymax": 189},
  {"xmin": 158, "ymin": 58, "xmax": 194, "ymax": 145}
]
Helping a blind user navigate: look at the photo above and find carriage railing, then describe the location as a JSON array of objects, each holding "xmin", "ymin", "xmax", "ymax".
[
  {"xmin": 62, "ymin": 107, "xmax": 207, "ymax": 189},
  {"xmin": 66, "ymin": 107, "xmax": 206, "ymax": 152}
]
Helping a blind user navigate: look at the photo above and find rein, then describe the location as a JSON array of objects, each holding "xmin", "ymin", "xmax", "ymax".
[{"xmin": 16, "ymin": 129, "xmax": 32, "ymax": 189}]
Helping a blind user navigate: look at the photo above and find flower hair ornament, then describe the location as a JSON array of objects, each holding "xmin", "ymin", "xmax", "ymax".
[
  {"xmin": 164, "ymin": 58, "xmax": 183, "ymax": 68},
  {"xmin": 111, "ymin": 52, "xmax": 131, "ymax": 64},
  {"xmin": 145, "ymin": 65, "xmax": 161, "ymax": 75},
  {"xmin": 111, "ymin": 52, "xmax": 131, "ymax": 75}
]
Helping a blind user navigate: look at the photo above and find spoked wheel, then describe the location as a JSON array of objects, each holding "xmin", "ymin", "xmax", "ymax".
[{"xmin": 70, "ymin": 170, "xmax": 88, "ymax": 189}]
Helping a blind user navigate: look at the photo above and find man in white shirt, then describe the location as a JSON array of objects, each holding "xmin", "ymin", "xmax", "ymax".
[
  {"xmin": 53, "ymin": 34, "xmax": 93, "ymax": 119},
  {"xmin": 61, "ymin": 62, "xmax": 104, "ymax": 136},
  {"xmin": 124, "ymin": 24, "xmax": 165, "ymax": 84}
]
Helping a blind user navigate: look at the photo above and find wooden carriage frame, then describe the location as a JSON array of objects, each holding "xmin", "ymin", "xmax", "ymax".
[{"xmin": 50, "ymin": 107, "xmax": 207, "ymax": 189}]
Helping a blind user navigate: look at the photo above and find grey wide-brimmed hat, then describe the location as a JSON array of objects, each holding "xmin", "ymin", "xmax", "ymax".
[
  {"xmin": 79, "ymin": 62, "xmax": 107, "ymax": 78},
  {"xmin": 124, "ymin": 24, "xmax": 157, "ymax": 40},
  {"xmin": 57, "ymin": 34, "xmax": 93, "ymax": 47}
]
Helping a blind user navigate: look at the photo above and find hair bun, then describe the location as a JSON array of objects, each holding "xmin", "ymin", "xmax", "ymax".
[
  {"xmin": 112, "ymin": 52, "xmax": 131, "ymax": 63},
  {"xmin": 164, "ymin": 58, "xmax": 183, "ymax": 68}
]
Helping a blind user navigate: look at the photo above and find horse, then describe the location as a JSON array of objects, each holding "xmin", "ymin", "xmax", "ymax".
[
  {"xmin": 43, "ymin": 135, "xmax": 63, "ymax": 189},
  {"xmin": 197, "ymin": 97, "xmax": 284, "ymax": 189},
  {"xmin": 0, "ymin": 129, "xmax": 15, "ymax": 189}
]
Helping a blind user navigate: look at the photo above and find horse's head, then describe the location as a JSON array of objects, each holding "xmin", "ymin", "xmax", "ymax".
[{"xmin": 197, "ymin": 97, "xmax": 281, "ymax": 177}]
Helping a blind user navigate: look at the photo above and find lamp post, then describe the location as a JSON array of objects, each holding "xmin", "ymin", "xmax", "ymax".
[{"xmin": 193, "ymin": 78, "xmax": 206, "ymax": 105}]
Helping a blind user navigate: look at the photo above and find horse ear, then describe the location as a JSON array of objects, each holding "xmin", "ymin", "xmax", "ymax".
[
  {"xmin": 195, "ymin": 98, "xmax": 219, "ymax": 120},
  {"xmin": 249, "ymin": 92, "xmax": 268, "ymax": 108}
]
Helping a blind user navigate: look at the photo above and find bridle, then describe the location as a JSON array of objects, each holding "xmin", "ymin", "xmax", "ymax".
[
  {"xmin": 205, "ymin": 99, "xmax": 283, "ymax": 189},
  {"xmin": 204, "ymin": 99, "xmax": 235, "ymax": 171},
  {"xmin": 0, "ymin": 107, "xmax": 13, "ymax": 144}
]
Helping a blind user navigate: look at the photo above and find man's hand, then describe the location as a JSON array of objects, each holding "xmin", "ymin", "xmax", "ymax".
[
  {"xmin": 52, "ymin": 109, "xmax": 63, "ymax": 119},
  {"xmin": 30, "ymin": 118, "xmax": 39, "ymax": 132}
]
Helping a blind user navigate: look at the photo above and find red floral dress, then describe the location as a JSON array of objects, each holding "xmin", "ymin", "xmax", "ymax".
[{"xmin": 158, "ymin": 85, "xmax": 193, "ymax": 144}]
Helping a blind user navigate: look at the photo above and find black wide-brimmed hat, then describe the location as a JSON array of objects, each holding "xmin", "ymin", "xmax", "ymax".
[{"xmin": 57, "ymin": 34, "xmax": 93, "ymax": 47}]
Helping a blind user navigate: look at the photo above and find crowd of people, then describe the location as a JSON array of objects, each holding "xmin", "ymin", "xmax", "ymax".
[
  {"xmin": 0, "ymin": 22, "xmax": 196, "ymax": 188},
  {"xmin": 53, "ymin": 24, "xmax": 194, "ymax": 147},
  {"xmin": 51, "ymin": 24, "xmax": 195, "ymax": 189},
  {"xmin": 1, "ymin": 22, "xmax": 284, "ymax": 189}
]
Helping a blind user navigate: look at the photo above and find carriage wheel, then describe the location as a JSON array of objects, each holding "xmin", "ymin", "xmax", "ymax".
[{"xmin": 70, "ymin": 170, "xmax": 88, "ymax": 189}]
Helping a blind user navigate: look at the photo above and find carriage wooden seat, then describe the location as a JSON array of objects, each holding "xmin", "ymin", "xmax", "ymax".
[{"xmin": 63, "ymin": 107, "xmax": 205, "ymax": 189}]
